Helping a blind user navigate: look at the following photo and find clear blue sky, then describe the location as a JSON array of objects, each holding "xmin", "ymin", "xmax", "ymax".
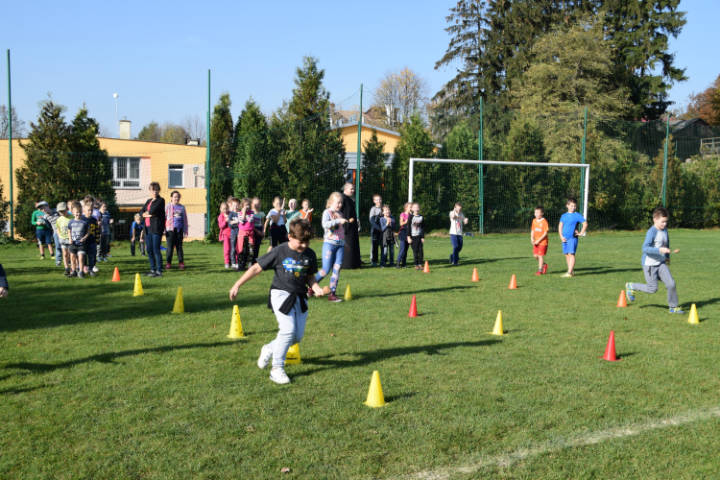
[{"xmin": 1, "ymin": 0, "xmax": 717, "ymax": 137}]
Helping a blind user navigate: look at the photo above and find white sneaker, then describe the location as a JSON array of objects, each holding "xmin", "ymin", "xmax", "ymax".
[
  {"xmin": 269, "ymin": 367, "xmax": 290, "ymax": 384},
  {"xmin": 257, "ymin": 344, "xmax": 273, "ymax": 369},
  {"xmin": 92, "ymin": 266, "xmax": 99, "ymax": 273}
]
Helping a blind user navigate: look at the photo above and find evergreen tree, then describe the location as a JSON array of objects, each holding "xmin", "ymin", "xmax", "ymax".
[
  {"xmin": 233, "ymin": 99, "xmax": 278, "ymax": 202},
  {"xmin": 360, "ymin": 130, "xmax": 388, "ymax": 215},
  {"xmin": 0, "ymin": 180, "xmax": 8, "ymax": 237},
  {"xmin": 275, "ymin": 57, "xmax": 346, "ymax": 211},
  {"xmin": 208, "ymin": 92, "xmax": 235, "ymax": 240},
  {"xmin": 442, "ymin": 121, "xmax": 479, "ymax": 226},
  {"xmin": 137, "ymin": 121, "xmax": 162, "ymax": 142}
]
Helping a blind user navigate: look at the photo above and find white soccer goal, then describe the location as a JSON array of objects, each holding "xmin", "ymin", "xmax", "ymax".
[{"xmin": 408, "ymin": 158, "xmax": 590, "ymax": 233}]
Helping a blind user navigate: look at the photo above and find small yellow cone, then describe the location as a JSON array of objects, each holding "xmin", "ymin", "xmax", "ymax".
[
  {"xmin": 688, "ymin": 303, "xmax": 700, "ymax": 325},
  {"xmin": 489, "ymin": 310, "xmax": 505, "ymax": 336},
  {"xmin": 133, "ymin": 273, "xmax": 144, "ymax": 297},
  {"xmin": 364, "ymin": 370, "xmax": 386, "ymax": 408},
  {"xmin": 172, "ymin": 286, "xmax": 184, "ymax": 313},
  {"xmin": 227, "ymin": 305, "xmax": 245, "ymax": 338},
  {"xmin": 285, "ymin": 343, "xmax": 301, "ymax": 364},
  {"xmin": 344, "ymin": 284, "xmax": 353, "ymax": 301}
]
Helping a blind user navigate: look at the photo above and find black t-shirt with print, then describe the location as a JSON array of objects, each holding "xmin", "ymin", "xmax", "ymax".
[{"xmin": 257, "ymin": 242, "xmax": 318, "ymax": 294}]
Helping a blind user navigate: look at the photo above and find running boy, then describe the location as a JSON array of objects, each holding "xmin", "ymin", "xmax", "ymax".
[
  {"xmin": 625, "ymin": 207, "xmax": 683, "ymax": 313},
  {"xmin": 229, "ymin": 219, "xmax": 326, "ymax": 384},
  {"xmin": 531, "ymin": 206, "xmax": 549, "ymax": 275},
  {"xmin": 558, "ymin": 197, "xmax": 587, "ymax": 277}
]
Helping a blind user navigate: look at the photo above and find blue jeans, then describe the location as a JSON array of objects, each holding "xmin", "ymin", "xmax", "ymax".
[
  {"xmin": 53, "ymin": 232, "xmax": 62, "ymax": 263},
  {"xmin": 450, "ymin": 234, "xmax": 463, "ymax": 265},
  {"xmin": 396, "ymin": 230, "xmax": 408, "ymax": 266},
  {"xmin": 268, "ymin": 289, "xmax": 309, "ymax": 368},
  {"xmin": 315, "ymin": 242, "xmax": 344, "ymax": 293},
  {"xmin": 147, "ymin": 233, "xmax": 163, "ymax": 272},
  {"xmin": 381, "ymin": 242, "xmax": 395, "ymax": 266}
]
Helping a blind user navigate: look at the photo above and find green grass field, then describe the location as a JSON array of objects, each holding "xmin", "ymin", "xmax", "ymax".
[{"xmin": 1, "ymin": 230, "xmax": 719, "ymax": 479}]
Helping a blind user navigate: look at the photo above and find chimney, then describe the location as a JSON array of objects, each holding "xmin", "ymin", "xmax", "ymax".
[{"xmin": 119, "ymin": 119, "xmax": 132, "ymax": 140}]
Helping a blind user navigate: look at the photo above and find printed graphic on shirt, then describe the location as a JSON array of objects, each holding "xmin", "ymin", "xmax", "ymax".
[{"xmin": 282, "ymin": 257, "xmax": 312, "ymax": 278}]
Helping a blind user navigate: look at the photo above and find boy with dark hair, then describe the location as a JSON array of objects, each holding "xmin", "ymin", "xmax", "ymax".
[
  {"xmin": 625, "ymin": 207, "xmax": 683, "ymax": 313},
  {"xmin": 558, "ymin": 197, "xmax": 587, "ymax": 277},
  {"xmin": 229, "ymin": 218, "xmax": 326, "ymax": 384}
]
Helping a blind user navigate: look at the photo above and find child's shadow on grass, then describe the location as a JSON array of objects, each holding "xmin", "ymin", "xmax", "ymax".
[
  {"xmin": 295, "ymin": 339, "xmax": 501, "ymax": 378},
  {"xmin": 573, "ymin": 266, "xmax": 637, "ymax": 276},
  {"xmin": 370, "ymin": 285, "xmax": 475, "ymax": 298}
]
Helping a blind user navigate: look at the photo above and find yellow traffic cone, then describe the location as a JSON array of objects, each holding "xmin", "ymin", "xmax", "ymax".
[
  {"xmin": 489, "ymin": 310, "xmax": 505, "ymax": 336},
  {"xmin": 133, "ymin": 273, "xmax": 144, "ymax": 297},
  {"xmin": 688, "ymin": 304, "xmax": 700, "ymax": 325},
  {"xmin": 364, "ymin": 370, "xmax": 386, "ymax": 408},
  {"xmin": 286, "ymin": 343, "xmax": 301, "ymax": 364},
  {"xmin": 227, "ymin": 305, "xmax": 245, "ymax": 339},
  {"xmin": 344, "ymin": 284, "xmax": 353, "ymax": 301},
  {"xmin": 172, "ymin": 287, "xmax": 184, "ymax": 313}
]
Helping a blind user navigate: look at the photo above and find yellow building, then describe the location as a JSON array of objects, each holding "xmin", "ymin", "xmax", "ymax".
[
  {"xmin": 333, "ymin": 121, "xmax": 400, "ymax": 171},
  {"xmin": 0, "ymin": 138, "xmax": 207, "ymax": 239}
]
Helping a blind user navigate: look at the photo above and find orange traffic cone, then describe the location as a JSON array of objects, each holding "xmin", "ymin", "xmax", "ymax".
[
  {"xmin": 617, "ymin": 290, "xmax": 627, "ymax": 308},
  {"xmin": 601, "ymin": 330, "xmax": 620, "ymax": 361},
  {"xmin": 111, "ymin": 267, "xmax": 121, "ymax": 282},
  {"xmin": 408, "ymin": 295, "xmax": 418, "ymax": 318},
  {"xmin": 423, "ymin": 261, "xmax": 430, "ymax": 273},
  {"xmin": 471, "ymin": 267, "xmax": 479, "ymax": 282},
  {"xmin": 508, "ymin": 274, "xmax": 518, "ymax": 290}
]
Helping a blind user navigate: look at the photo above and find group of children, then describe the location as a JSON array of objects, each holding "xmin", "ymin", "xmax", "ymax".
[
  {"xmin": 217, "ymin": 196, "xmax": 313, "ymax": 271},
  {"xmin": 31, "ymin": 196, "xmax": 114, "ymax": 278},
  {"xmin": 368, "ymin": 195, "xmax": 428, "ymax": 270}
]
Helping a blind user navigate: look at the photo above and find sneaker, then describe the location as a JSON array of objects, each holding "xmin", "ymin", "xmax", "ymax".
[
  {"xmin": 55, "ymin": 260, "xmax": 62, "ymax": 266},
  {"xmin": 269, "ymin": 367, "xmax": 291, "ymax": 385},
  {"xmin": 40, "ymin": 255, "xmax": 45, "ymax": 260},
  {"xmin": 92, "ymin": 266, "xmax": 99, "ymax": 273},
  {"xmin": 327, "ymin": 292, "xmax": 343, "ymax": 303},
  {"xmin": 64, "ymin": 268, "xmax": 70, "ymax": 276},
  {"xmin": 307, "ymin": 286, "xmax": 315, "ymax": 298},
  {"xmin": 561, "ymin": 272, "xmax": 573, "ymax": 278},
  {"xmin": 535, "ymin": 271, "xmax": 542, "ymax": 276},
  {"xmin": 154, "ymin": 270, "xmax": 163, "ymax": 277},
  {"xmin": 166, "ymin": 263, "xmax": 171, "ymax": 270},
  {"xmin": 77, "ymin": 271, "xmax": 84, "ymax": 279},
  {"xmin": 625, "ymin": 282, "xmax": 635, "ymax": 303},
  {"xmin": 179, "ymin": 263, "xmax": 185, "ymax": 270},
  {"xmin": 542, "ymin": 263, "xmax": 548, "ymax": 274},
  {"xmin": 371, "ymin": 262, "xmax": 378, "ymax": 267},
  {"xmin": 257, "ymin": 344, "xmax": 273, "ymax": 369},
  {"xmin": 89, "ymin": 271, "xmax": 97, "ymax": 277},
  {"xmin": 224, "ymin": 263, "xmax": 230, "ymax": 269},
  {"xmin": 69, "ymin": 270, "xmax": 77, "ymax": 278},
  {"xmin": 145, "ymin": 271, "xmax": 156, "ymax": 277},
  {"xmin": 669, "ymin": 307, "xmax": 685, "ymax": 314}
]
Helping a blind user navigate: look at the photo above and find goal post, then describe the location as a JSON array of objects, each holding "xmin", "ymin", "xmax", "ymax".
[{"xmin": 408, "ymin": 158, "xmax": 590, "ymax": 233}]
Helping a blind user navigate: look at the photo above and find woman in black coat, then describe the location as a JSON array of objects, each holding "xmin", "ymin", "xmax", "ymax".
[
  {"xmin": 141, "ymin": 182, "xmax": 166, "ymax": 277},
  {"xmin": 341, "ymin": 182, "xmax": 362, "ymax": 269}
]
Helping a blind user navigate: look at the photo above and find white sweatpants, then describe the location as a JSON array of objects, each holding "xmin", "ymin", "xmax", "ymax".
[{"xmin": 268, "ymin": 289, "xmax": 308, "ymax": 368}]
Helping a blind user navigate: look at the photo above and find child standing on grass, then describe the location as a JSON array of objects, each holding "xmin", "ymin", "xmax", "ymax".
[
  {"xmin": 228, "ymin": 198, "xmax": 241, "ymax": 269},
  {"xmin": 380, "ymin": 205, "xmax": 395, "ymax": 267},
  {"xmin": 217, "ymin": 202, "xmax": 231, "ymax": 268},
  {"xmin": 83, "ymin": 202, "xmax": 99, "ymax": 277},
  {"xmin": 369, "ymin": 194, "xmax": 383, "ymax": 266},
  {"xmin": 32, "ymin": 201, "xmax": 54, "ymax": 260},
  {"xmin": 531, "ymin": 205, "xmax": 549, "ymax": 275},
  {"xmin": 251, "ymin": 198, "xmax": 266, "ymax": 265},
  {"xmin": 67, "ymin": 202, "xmax": 88, "ymax": 278},
  {"xmin": 395, "ymin": 202, "xmax": 411, "ymax": 268},
  {"xmin": 625, "ymin": 207, "xmax": 684, "ymax": 314},
  {"xmin": 313, "ymin": 192, "xmax": 346, "ymax": 303},
  {"xmin": 55, "ymin": 202, "xmax": 71, "ymax": 276},
  {"xmin": 449, "ymin": 202, "xmax": 468, "ymax": 266},
  {"xmin": 237, "ymin": 198, "xmax": 256, "ymax": 270},
  {"xmin": 229, "ymin": 218, "xmax": 326, "ymax": 384},
  {"xmin": 299, "ymin": 199, "xmax": 313, "ymax": 224},
  {"xmin": 408, "ymin": 202, "xmax": 425, "ymax": 270},
  {"xmin": 265, "ymin": 196, "xmax": 288, "ymax": 251},
  {"xmin": 165, "ymin": 191, "xmax": 188, "ymax": 270},
  {"xmin": 99, "ymin": 203, "xmax": 113, "ymax": 261},
  {"xmin": 558, "ymin": 197, "xmax": 587, "ymax": 277},
  {"xmin": 285, "ymin": 199, "xmax": 300, "ymax": 232},
  {"xmin": 130, "ymin": 213, "xmax": 146, "ymax": 257}
]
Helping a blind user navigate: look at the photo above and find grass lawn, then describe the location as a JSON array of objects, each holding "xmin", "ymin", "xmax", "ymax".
[{"xmin": 1, "ymin": 230, "xmax": 719, "ymax": 479}]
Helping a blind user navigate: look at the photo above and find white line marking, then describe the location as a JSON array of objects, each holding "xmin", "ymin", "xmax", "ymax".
[{"xmin": 399, "ymin": 406, "xmax": 720, "ymax": 480}]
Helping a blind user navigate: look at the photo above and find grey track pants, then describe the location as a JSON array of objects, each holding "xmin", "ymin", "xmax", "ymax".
[{"xmin": 630, "ymin": 263, "xmax": 679, "ymax": 308}]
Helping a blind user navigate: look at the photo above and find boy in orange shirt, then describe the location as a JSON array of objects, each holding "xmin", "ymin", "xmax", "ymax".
[{"xmin": 531, "ymin": 205, "xmax": 549, "ymax": 275}]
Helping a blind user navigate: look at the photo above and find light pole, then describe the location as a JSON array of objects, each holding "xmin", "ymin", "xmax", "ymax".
[{"xmin": 113, "ymin": 92, "xmax": 119, "ymax": 137}]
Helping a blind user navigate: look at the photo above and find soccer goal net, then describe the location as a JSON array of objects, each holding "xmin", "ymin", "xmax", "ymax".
[{"xmin": 408, "ymin": 158, "xmax": 590, "ymax": 233}]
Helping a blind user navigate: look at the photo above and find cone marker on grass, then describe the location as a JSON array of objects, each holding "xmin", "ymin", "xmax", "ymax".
[
  {"xmin": 364, "ymin": 370, "xmax": 386, "ymax": 408},
  {"xmin": 688, "ymin": 304, "xmax": 699, "ymax": 325},
  {"xmin": 423, "ymin": 261, "xmax": 430, "ymax": 273},
  {"xmin": 489, "ymin": 310, "xmax": 505, "ymax": 336},
  {"xmin": 601, "ymin": 330, "xmax": 620, "ymax": 361},
  {"xmin": 227, "ymin": 305, "xmax": 245, "ymax": 339},
  {"xmin": 172, "ymin": 287, "xmax": 184, "ymax": 313},
  {"xmin": 286, "ymin": 344, "xmax": 301, "ymax": 364},
  {"xmin": 133, "ymin": 273, "xmax": 144, "ymax": 297},
  {"xmin": 408, "ymin": 295, "xmax": 418, "ymax": 318},
  {"xmin": 617, "ymin": 290, "xmax": 627, "ymax": 308},
  {"xmin": 344, "ymin": 284, "xmax": 353, "ymax": 301},
  {"xmin": 471, "ymin": 268, "xmax": 479, "ymax": 283},
  {"xmin": 111, "ymin": 267, "xmax": 121, "ymax": 282},
  {"xmin": 508, "ymin": 274, "xmax": 518, "ymax": 289}
]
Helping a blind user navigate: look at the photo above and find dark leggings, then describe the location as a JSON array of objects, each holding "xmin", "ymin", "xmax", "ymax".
[
  {"xmin": 396, "ymin": 230, "xmax": 409, "ymax": 266},
  {"xmin": 166, "ymin": 229, "xmax": 184, "ymax": 264},
  {"xmin": 410, "ymin": 235, "xmax": 424, "ymax": 266}
]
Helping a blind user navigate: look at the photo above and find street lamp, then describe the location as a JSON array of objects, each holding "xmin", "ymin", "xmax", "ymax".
[{"xmin": 112, "ymin": 92, "xmax": 119, "ymax": 137}]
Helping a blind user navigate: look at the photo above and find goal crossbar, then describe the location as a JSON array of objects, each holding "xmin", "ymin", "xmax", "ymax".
[{"xmin": 408, "ymin": 157, "xmax": 590, "ymax": 221}]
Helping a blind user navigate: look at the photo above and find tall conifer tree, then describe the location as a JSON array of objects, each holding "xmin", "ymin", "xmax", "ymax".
[{"xmin": 208, "ymin": 93, "xmax": 234, "ymax": 239}]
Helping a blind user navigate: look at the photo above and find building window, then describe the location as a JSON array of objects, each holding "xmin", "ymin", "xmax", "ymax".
[
  {"xmin": 168, "ymin": 164, "xmax": 184, "ymax": 188},
  {"xmin": 111, "ymin": 157, "xmax": 140, "ymax": 188}
]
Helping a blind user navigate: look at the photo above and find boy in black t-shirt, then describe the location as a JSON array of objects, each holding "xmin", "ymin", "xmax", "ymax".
[{"xmin": 229, "ymin": 218, "xmax": 326, "ymax": 384}]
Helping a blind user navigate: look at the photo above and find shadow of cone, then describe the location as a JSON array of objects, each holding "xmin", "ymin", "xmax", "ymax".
[
  {"xmin": 489, "ymin": 310, "xmax": 505, "ymax": 336},
  {"xmin": 133, "ymin": 273, "xmax": 144, "ymax": 297},
  {"xmin": 471, "ymin": 268, "xmax": 479, "ymax": 282},
  {"xmin": 423, "ymin": 261, "xmax": 430, "ymax": 273},
  {"xmin": 617, "ymin": 290, "xmax": 627, "ymax": 308},
  {"xmin": 286, "ymin": 344, "xmax": 301, "ymax": 364},
  {"xmin": 111, "ymin": 267, "xmax": 121, "ymax": 282},
  {"xmin": 408, "ymin": 295, "xmax": 418, "ymax": 318},
  {"xmin": 172, "ymin": 287, "xmax": 184, "ymax": 313},
  {"xmin": 688, "ymin": 304, "xmax": 700, "ymax": 325},
  {"xmin": 364, "ymin": 370, "xmax": 386, "ymax": 408},
  {"xmin": 601, "ymin": 330, "xmax": 621, "ymax": 361},
  {"xmin": 227, "ymin": 305, "xmax": 245, "ymax": 339},
  {"xmin": 508, "ymin": 274, "xmax": 518, "ymax": 289},
  {"xmin": 344, "ymin": 284, "xmax": 353, "ymax": 301}
]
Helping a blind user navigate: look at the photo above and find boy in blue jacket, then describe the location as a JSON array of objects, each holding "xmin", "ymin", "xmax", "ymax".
[{"xmin": 625, "ymin": 207, "xmax": 683, "ymax": 313}]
